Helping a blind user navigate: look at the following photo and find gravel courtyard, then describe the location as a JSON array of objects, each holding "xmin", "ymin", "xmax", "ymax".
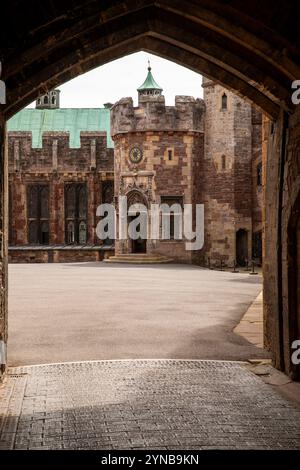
[{"xmin": 8, "ymin": 262, "xmax": 267, "ymax": 366}]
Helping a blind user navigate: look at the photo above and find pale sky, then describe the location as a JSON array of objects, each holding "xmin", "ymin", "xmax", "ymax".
[{"xmin": 28, "ymin": 52, "xmax": 203, "ymax": 108}]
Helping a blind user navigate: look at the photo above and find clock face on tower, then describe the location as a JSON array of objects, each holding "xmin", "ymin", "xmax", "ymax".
[{"xmin": 129, "ymin": 146, "xmax": 143, "ymax": 164}]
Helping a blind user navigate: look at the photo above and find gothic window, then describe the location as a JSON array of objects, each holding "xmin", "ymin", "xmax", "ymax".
[
  {"xmin": 78, "ymin": 185, "xmax": 87, "ymax": 219},
  {"xmin": 28, "ymin": 220, "xmax": 38, "ymax": 244},
  {"xmin": 44, "ymin": 95, "xmax": 49, "ymax": 105},
  {"xmin": 67, "ymin": 221, "xmax": 75, "ymax": 244},
  {"xmin": 79, "ymin": 221, "xmax": 87, "ymax": 244},
  {"xmin": 27, "ymin": 184, "xmax": 49, "ymax": 245},
  {"xmin": 41, "ymin": 221, "xmax": 49, "ymax": 245},
  {"xmin": 102, "ymin": 181, "xmax": 114, "ymax": 204},
  {"xmin": 40, "ymin": 186, "xmax": 49, "ymax": 218},
  {"xmin": 101, "ymin": 182, "xmax": 114, "ymax": 245},
  {"xmin": 65, "ymin": 183, "xmax": 88, "ymax": 244},
  {"xmin": 28, "ymin": 185, "xmax": 38, "ymax": 219},
  {"xmin": 160, "ymin": 196, "xmax": 183, "ymax": 240},
  {"xmin": 257, "ymin": 162, "xmax": 262, "ymax": 186},
  {"xmin": 51, "ymin": 96, "xmax": 56, "ymax": 105},
  {"xmin": 222, "ymin": 155, "xmax": 226, "ymax": 170},
  {"xmin": 66, "ymin": 185, "xmax": 76, "ymax": 219},
  {"xmin": 221, "ymin": 93, "xmax": 227, "ymax": 110}
]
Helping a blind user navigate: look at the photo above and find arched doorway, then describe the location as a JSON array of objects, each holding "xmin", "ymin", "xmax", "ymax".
[
  {"xmin": 127, "ymin": 190, "xmax": 148, "ymax": 254},
  {"xmin": 0, "ymin": 0, "xmax": 300, "ymax": 378},
  {"xmin": 236, "ymin": 229, "xmax": 248, "ymax": 267}
]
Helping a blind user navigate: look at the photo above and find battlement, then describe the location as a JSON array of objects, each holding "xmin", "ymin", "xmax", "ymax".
[
  {"xmin": 8, "ymin": 132, "xmax": 114, "ymax": 173},
  {"xmin": 111, "ymin": 95, "xmax": 205, "ymax": 137}
]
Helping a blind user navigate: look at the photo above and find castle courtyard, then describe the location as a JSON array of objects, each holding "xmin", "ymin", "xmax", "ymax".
[
  {"xmin": 7, "ymin": 263, "xmax": 266, "ymax": 366},
  {"xmin": 2, "ymin": 264, "xmax": 300, "ymax": 451}
]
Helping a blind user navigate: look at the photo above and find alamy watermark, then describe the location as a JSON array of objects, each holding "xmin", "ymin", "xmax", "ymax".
[
  {"xmin": 291, "ymin": 80, "xmax": 300, "ymax": 105},
  {"xmin": 291, "ymin": 340, "xmax": 300, "ymax": 366},
  {"xmin": 96, "ymin": 197, "xmax": 204, "ymax": 251}
]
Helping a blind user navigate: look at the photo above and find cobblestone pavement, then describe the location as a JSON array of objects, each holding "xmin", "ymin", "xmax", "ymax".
[{"xmin": 1, "ymin": 360, "xmax": 300, "ymax": 450}]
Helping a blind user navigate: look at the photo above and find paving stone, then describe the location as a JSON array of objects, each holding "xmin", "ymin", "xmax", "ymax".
[{"xmin": 0, "ymin": 360, "xmax": 300, "ymax": 449}]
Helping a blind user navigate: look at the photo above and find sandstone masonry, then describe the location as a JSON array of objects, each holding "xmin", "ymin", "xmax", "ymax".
[{"xmin": 7, "ymin": 69, "xmax": 263, "ymax": 266}]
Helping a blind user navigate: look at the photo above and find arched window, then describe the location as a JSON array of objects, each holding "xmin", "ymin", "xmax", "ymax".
[
  {"xmin": 51, "ymin": 96, "xmax": 56, "ymax": 105},
  {"xmin": 67, "ymin": 221, "xmax": 75, "ymax": 244},
  {"xmin": 79, "ymin": 221, "xmax": 87, "ymax": 244},
  {"xmin": 102, "ymin": 181, "xmax": 114, "ymax": 204},
  {"xmin": 28, "ymin": 220, "xmax": 38, "ymax": 244},
  {"xmin": 28, "ymin": 186, "xmax": 38, "ymax": 219},
  {"xmin": 221, "ymin": 93, "xmax": 227, "ymax": 110},
  {"xmin": 40, "ymin": 186, "xmax": 49, "ymax": 218},
  {"xmin": 43, "ymin": 95, "xmax": 49, "ymax": 104},
  {"xmin": 27, "ymin": 184, "xmax": 49, "ymax": 245},
  {"xmin": 222, "ymin": 155, "xmax": 226, "ymax": 170},
  {"xmin": 66, "ymin": 185, "xmax": 76, "ymax": 219},
  {"xmin": 78, "ymin": 185, "xmax": 87, "ymax": 219},
  {"xmin": 41, "ymin": 221, "xmax": 49, "ymax": 245},
  {"xmin": 65, "ymin": 183, "xmax": 88, "ymax": 244}
]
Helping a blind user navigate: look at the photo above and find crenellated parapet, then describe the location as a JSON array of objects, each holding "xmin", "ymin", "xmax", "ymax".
[
  {"xmin": 8, "ymin": 131, "xmax": 114, "ymax": 173},
  {"xmin": 111, "ymin": 95, "xmax": 205, "ymax": 138}
]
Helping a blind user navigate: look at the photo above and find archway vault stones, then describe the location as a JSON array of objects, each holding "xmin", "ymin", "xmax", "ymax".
[
  {"xmin": 1, "ymin": 0, "xmax": 300, "ymax": 378},
  {"xmin": 1, "ymin": 0, "xmax": 300, "ymax": 118}
]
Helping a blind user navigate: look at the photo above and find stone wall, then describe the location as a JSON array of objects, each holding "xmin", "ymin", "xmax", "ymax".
[
  {"xmin": 8, "ymin": 247, "xmax": 114, "ymax": 263},
  {"xmin": 8, "ymin": 132, "xmax": 113, "ymax": 173},
  {"xmin": 111, "ymin": 95, "xmax": 205, "ymax": 263},
  {"xmin": 111, "ymin": 95, "xmax": 205, "ymax": 135},
  {"xmin": 8, "ymin": 132, "xmax": 114, "ymax": 255},
  {"xmin": 281, "ymin": 108, "xmax": 300, "ymax": 380},
  {"xmin": 263, "ymin": 107, "xmax": 300, "ymax": 380},
  {"xmin": 251, "ymin": 108, "xmax": 263, "ymax": 234},
  {"xmin": 202, "ymin": 79, "xmax": 255, "ymax": 267}
]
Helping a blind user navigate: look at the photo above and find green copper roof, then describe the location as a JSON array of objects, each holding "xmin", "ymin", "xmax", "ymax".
[
  {"xmin": 137, "ymin": 65, "xmax": 163, "ymax": 91},
  {"xmin": 7, "ymin": 108, "xmax": 113, "ymax": 148}
]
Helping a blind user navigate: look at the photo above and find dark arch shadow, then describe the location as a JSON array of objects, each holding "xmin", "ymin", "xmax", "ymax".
[
  {"xmin": 287, "ymin": 189, "xmax": 300, "ymax": 380},
  {"xmin": 2, "ymin": 1, "xmax": 300, "ymax": 118}
]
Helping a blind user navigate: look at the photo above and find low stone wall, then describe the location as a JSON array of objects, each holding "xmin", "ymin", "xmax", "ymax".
[{"xmin": 8, "ymin": 246, "xmax": 114, "ymax": 263}]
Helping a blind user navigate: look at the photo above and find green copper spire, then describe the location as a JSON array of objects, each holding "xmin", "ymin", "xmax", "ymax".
[{"xmin": 137, "ymin": 61, "xmax": 163, "ymax": 95}]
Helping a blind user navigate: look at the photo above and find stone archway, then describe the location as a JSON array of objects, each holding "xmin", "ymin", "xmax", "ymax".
[
  {"xmin": 1, "ymin": 1, "xmax": 300, "ymax": 119},
  {"xmin": 1, "ymin": 0, "xmax": 300, "ymax": 378}
]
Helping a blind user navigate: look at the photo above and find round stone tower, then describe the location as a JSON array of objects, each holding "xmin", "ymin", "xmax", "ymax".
[{"xmin": 111, "ymin": 64, "xmax": 205, "ymax": 263}]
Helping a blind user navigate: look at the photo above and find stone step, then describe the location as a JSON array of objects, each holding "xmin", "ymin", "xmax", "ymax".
[
  {"xmin": 104, "ymin": 253, "xmax": 173, "ymax": 264},
  {"xmin": 111, "ymin": 255, "xmax": 170, "ymax": 260}
]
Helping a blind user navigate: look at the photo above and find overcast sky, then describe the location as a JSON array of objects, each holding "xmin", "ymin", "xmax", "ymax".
[{"xmin": 28, "ymin": 52, "xmax": 203, "ymax": 108}]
